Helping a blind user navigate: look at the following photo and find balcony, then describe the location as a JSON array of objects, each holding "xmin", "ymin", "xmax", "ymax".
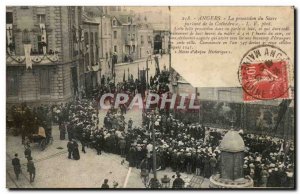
[{"xmin": 6, "ymin": 53, "xmax": 59, "ymax": 66}]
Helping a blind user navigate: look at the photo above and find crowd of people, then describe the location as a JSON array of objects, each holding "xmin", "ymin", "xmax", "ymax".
[{"xmin": 8, "ymin": 68, "xmax": 294, "ymax": 188}]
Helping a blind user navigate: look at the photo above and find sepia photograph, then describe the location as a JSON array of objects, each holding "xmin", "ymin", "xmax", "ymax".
[{"xmin": 5, "ymin": 5, "xmax": 295, "ymax": 189}]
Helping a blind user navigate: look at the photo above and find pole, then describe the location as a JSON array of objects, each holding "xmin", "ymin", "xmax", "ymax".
[
  {"xmin": 168, "ymin": 6, "xmax": 171, "ymax": 71},
  {"xmin": 151, "ymin": 118, "xmax": 157, "ymax": 179},
  {"xmin": 146, "ymin": 59, "xmax": 149, "ymax": 90},
  {"xmin": 100, "ymin": 16, "xmax": 104, "ymax": 59}
]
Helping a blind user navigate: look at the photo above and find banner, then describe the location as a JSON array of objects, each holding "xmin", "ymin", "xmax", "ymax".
[
  {"xmin": 24, "ymin": 44, "xmax": 32, "ymax": 69},
  {"xmin": 40, "ymin": 23, "xmax": 47, "ymax": 54}
]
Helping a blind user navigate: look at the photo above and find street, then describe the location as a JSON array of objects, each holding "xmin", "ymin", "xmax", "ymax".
[
  {"xmin": 6, "ymin": 103, "xmax": 210, "ymax": 189},
  {"xmin": 6, "ymin": 54, "xmax": 209, "ymax": 189}
]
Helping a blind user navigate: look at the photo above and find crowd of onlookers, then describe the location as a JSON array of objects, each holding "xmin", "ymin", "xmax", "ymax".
[{"xmin": 8, "ymin": 69, "xmax": 294, "ymax": 188}]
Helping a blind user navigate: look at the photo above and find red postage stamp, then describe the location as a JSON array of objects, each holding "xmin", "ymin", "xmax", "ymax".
[{"xmin": 238, "ymin": 45, "xmax": 291, "ymax": 101}]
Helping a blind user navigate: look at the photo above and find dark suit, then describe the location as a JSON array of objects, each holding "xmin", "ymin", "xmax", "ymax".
[{"xmin": 12, "ymin": 158, "xmax": 21, "ymax": 180}]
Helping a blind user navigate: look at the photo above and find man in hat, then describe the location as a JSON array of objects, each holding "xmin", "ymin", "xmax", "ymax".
[
  {"xmin": 12, "ymin": 153, "xmax": 21, "ymax": 180},
  {"xmin": 101, "ymin": 179, "xmax": 109, "ymax": 188},
  {"xmin": 24, "ymin": 145, "xmax": 32, "ymax": 161},
  {"xmin": 67, "ymin": 139, "xmax": 74, "ymax": 159},
  {"xmin": 27, "ymin": 158, "xmax": 35, "ymax": 183},
  {"xmin": 172, "ymin": 172, "xmax": 185, "ymax": 188},
  {"xmin": 119, "ymin": 136, "xmax": 126, "ymax": 157},
  {"xmin": 128, "ymin": 118, "xmax": 133, "ymax": 131},
  {"xmin": 161, "ymin": 175, "xmax": 171, "ymax": 188},
  {"xmin": 80, "ymin": 132, "xmax": 87, "ymax": 154}
]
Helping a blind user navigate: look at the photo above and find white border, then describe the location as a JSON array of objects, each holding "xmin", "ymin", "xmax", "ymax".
[{"xmin": 1, "ymin": 1, "xmax": 298, "ymax": 194}]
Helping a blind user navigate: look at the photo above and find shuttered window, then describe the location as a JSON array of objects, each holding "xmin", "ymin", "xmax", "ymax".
[
  {"xmin": 7, "ymin": 70, "xmax": 19, "ymax": 96},
  {"xmin": 40, "ymin": 68, "xmax": 50, "ymax": 95}
]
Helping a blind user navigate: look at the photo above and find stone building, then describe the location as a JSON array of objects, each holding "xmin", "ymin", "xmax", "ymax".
[
  {"xmin": 6, "ymin": 6, "xmax": 83, "ymax": 106},
  {"xmin": 152, "ymin": 23, "xmax": 170, "ymax": 54},
  {"xmin": 96, "ymin": 15, "xmax": 112, "ymax": 77},
  {"xmin": 115, "ymin": 14, "xmax": 138, "ymax": 62},
  {"xmin": 136, "ymin": 17, "xmax": 153, "ymax": 59},
  {"xmin": 111, "ymin": 16, "xmax": 124, "ymax": 64},
  {"xmin": 81, "ymin": 13, "xmax": 100, "ymax": 96}
]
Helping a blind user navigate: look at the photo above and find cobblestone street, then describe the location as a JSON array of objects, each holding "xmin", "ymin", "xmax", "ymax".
[{"xmin": 6, "ymin": 103, "xmax": 210, "ymax": 188}]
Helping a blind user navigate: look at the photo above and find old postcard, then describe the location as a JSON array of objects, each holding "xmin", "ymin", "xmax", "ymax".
[{"xmin": 6, "ymin": 6, "xmax": 295, "ymax": 189}]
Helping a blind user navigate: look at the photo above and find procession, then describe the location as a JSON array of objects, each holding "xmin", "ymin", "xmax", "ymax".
[
  {"xmin": 8, "ymin": 67, "xmax": 295, "ymax": 188},
  {"xmin": 6, "ymin": 6, "xmax": 295, "ymax": 189}
]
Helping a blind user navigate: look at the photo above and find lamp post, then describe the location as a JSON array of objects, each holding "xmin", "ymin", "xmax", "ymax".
[
  {"xmin": 100, "ymin": 15, "xmax": 105, "ymax": 59},
  {"xmin": 148, "ymin": 113, "xmax": 161, "ymax": 188},
  {"xmin": 145, "ymin": 53, "xmax": 152, "ymax": 90},
  {"xmin": 113, "ymin": 72, "xmax": 116, "ymax": 83}
]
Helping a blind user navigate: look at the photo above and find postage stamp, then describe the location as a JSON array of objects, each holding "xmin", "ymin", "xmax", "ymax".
[{"xmin": 238, "ymin": 45, "xmax": 291, "ymax": 101}]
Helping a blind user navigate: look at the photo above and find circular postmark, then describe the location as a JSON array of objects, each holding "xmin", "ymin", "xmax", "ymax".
[{"xmin": 238, "ymin": 45, "xmax": 291, "ymax": 101}]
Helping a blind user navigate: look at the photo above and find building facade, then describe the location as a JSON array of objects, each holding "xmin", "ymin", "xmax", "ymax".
[
  {"xmin": 6, "ymin": 6, "xmax": 83, "ymax": 106},
  {"xmin": 81, "ymin": 13, "xmax": 100, "ymax": 96},
  {"xmin": 96, "ymin": 15, "xmax": 112, "ymax": 77},
  {"xmin": 153, "ymin": 24, "xmax": 170, "ymax": 54},
  {"xmin": 136, "ymin": 21, "xmax": 153, "ymax": 59},
  {"xmin": 111, "ymin": 16, "xmax": 123, "ymax": 64}
]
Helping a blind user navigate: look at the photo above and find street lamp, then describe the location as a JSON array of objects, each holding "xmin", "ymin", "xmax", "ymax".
[{"xmin": 145, "ymin": 53, "xmax": 152, "ymax": 90}]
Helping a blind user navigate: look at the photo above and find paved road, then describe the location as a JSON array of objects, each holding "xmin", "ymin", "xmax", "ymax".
[{"xmin": 6, "ymin": 103, "xmax": 210, "ymax": 189}]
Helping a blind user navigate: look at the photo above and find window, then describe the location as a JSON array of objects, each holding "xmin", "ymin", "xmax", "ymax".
[
  {"xmin": 128, "ymin": 17, "xmax": 131, "ymax": 23},
  {"xmin": 148, "ymin": 35, "xmax": 152, "ymax": 43},
  {"xmin": 95, "ymin": 32, "xmax": 99, "ymax": 61},
  {"xmin": 132, "ymin": 34, "xmax": 135, "ymax": 39},
  {"xmin": 96, "ymin": 46, "xmax": 99, "ymax": 61},
  {"xmin": 6, "ymin": 12, "xmax": 13, "ymax": 24},
  {"xmin": 37, "ymin": 35, "xmax": 46, "ymax": 54},
  {"xmin": 84, "ymin": 32, "xmax": 88, "ymax": 46},
  {"xmin": 90, "ymin": 45, "xmax": 94, "ymax": 65},
  {"xmin": 141, "ymin": 35, "xmax": 144, "ymax": 45},
  {"xmin": 104, "ymin": 22, "xmax": 108, "ymax": 35},
  {"xmin": 40, "ymin": 68, "xmax": 50, "ymax": 95},
  {"xmin": 114, "ymin": 45, "xmax": 117, "ymax": 52},
  {"xmin": 37, "ymin": 14, "xmax": 46, "ymax": 23},
  {"xmin": 95, "ymin": 32, "xmax": 98, "ymax": 43},
  {"xmin": 85, "ymin": 53, "xmax": 89, "ymax": 69},
  {"xmin": 128, "ymin": 25, "xmax": 131, "ymax": 31},
  {"xmin": 90, "ymin": 32, "xmax": 94, "ymax": 45},
  {"xmin": 113, "ymin": 19, "xmax": 117, "ymax": 26},
  {"xmin": 22, "ymin": 29, "xmax": 31, "ymax": 44},
  {"xmin": 7, "ymin": 70, "xmax": 19, "ymax": 96},
  {"xmin": 113, "ymin": 31, "xmax": 117, "ymax": 39}
]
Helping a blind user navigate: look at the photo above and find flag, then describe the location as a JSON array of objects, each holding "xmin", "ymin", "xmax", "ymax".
[
  {"xmin": 138, "ymin": 64, "xmax": 140, "ymax": 81},
  {"xmin": 154, "ymin": 55, "xmax": 160, "ymax": 74},
  {"xmin": 6, "ymin": 24, "xmax": 13, "ymax": 45},
  {"xmin": 273, "ymin": 99, "xmax": 292, "ymax": 133},
  {"xmin": 123, "ymin": 70, "xmax": 125, "ymax": 82},
  {"xmin": 40, "ymin": 23, "xmax": 47, "ymax": 54},
  {"xmin": 24, "ymin": 44, "xmax": 32, "ymax": 69},
  {"xmin": 128, "ymin": 68, "xmax": 130, "ymax": 81}
]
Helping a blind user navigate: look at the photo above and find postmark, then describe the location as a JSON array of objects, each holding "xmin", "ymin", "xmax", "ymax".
[{"xmin": 238, "ymin": 45, "xmax": 291, "ymax": 101}]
